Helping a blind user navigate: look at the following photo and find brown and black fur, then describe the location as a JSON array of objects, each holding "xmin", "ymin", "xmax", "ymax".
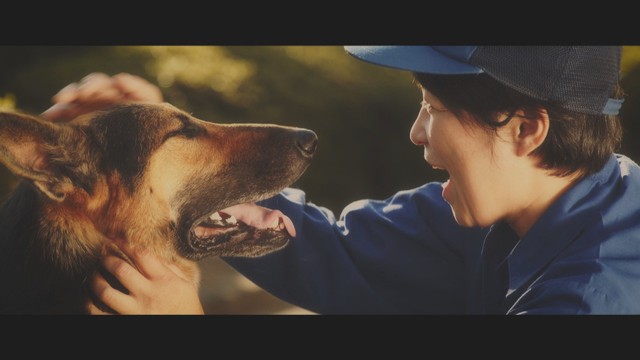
[{"xmin": 0, "ymin": 102, "xmax": 316, "ymax": 314}]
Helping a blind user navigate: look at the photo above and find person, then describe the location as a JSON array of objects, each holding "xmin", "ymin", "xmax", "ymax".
[{"xmin": 42, "ymin": 46, "xmax": 640, "ymax": 314}]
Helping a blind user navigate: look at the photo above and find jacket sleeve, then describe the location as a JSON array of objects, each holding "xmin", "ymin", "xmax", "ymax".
[{"xmin": 224, "ymin": 183, "xmax": 485, "ymax": 314}]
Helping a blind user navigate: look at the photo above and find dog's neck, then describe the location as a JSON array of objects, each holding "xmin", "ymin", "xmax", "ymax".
[
  {"xmin": 44, "ymin": 197, "xmax": 110, "ymax": 272},
  {"xmin": 0, "ymin": 181, "xmax": 110, "ymax": 313},
  {"xmin": 5, "ymin": 174, "xmax": 134, "ymax": 277},
  {"xmin": 0, "ymin": 176, "xmax": 200, "ymax": 313}
]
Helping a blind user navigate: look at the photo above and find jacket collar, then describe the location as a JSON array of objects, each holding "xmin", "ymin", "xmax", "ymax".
[{"xmin": 504, "ymin": 155, "xmax": 621, "ymax": 294}]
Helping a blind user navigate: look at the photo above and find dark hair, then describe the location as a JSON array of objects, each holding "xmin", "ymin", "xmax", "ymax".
[{"xmin": 413, "ymin": 72, "xmax": 624, "ymax": 178}]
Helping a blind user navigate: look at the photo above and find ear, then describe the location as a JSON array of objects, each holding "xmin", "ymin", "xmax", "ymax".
[
  {"xmin": 0, "ymin": 111, "xmax": 82, "ymax": 201},
  {"xmin": 509, "ymin": 109, "xmax": 550, "ymax": 158}
]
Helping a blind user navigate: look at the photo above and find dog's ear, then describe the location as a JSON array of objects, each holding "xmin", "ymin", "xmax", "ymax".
[{"xmin": 0, "ymin": 111, "xmax": 89, "ymax": 202}]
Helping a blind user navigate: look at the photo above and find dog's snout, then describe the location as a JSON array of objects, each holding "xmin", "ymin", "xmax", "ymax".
[{"xmin": 295, "ymin": 129, "xmax": 318, "ymax": 157}]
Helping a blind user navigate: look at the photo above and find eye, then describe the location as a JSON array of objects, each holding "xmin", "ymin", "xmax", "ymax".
[
  {"xmin": 421, "ymin": 100, "xmax": 447, "ymax": 114},
  {"xmin": 162, "ymin": 121, "xmax": 205, "ymax": 143},
  {"xmin": 421, "ymin": 101, "xmax": 434, "ymax": 112},
  {"xmin": 428, "ymin": 104, "xmax": 447, "ymax": 114},
  {"xmin": 180, "ymin": 124, "xmax": 203, "ymax": 139}
]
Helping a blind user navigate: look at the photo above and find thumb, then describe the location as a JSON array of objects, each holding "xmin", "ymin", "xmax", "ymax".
[{"xmin": 41, "ymin": 103, "xmax": 75, "ymax": 122}]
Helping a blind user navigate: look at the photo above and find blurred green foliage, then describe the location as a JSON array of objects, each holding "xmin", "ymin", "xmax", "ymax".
[{"xmin": 1, "ymin": 46, "xmax": 640, "ymax": 214}]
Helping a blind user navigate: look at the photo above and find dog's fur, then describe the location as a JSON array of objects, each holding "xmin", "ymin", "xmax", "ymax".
[{"xmin": 0, "ymin": 102, "xmax": 316, "ymax": 314}]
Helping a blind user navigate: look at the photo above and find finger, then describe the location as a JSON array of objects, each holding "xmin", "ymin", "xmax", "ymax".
[
  {"xmin": 90, "ymin": 271, "xmax": 137, "ymax": 313},
  {"xmin": 283, "ymin": 215, "xmax": 297, "ymax": 238},
  {"xmin": 74, "ymin": 73, "xmax": 118, "ymax": 103},
  {"xmin": 165, "ymin": 262, "xmax": 193, "ymax": 283},
  {"xmin": 113, "ymin": 73, "xmax": 163, "ymax": 102},
  {"xmin": 86, "ymin": 298, "xmax": 114, "ymax": 315},
  {"xmin": 41, "ymin": 102, "xmax": 101, "ymax": 123},
  {"xmin": 79, "ymin": 72, "xmax": 111, "ymax": 85},
  {"xmin": 52, "ymin": 83, "xmax": 79, "ymax": 104},
  {"xmin": 101, "ymin": 254, "xmax": 150, "ymax": 294},
  {"xmin": 41, "ymin": 103, "xmax": 76, "ymax": 122},
  {"xmin": 117, "ymin": 244, "xmax": 174, "ymax": 281},
  {"xmin": 78, "ymin": 86, "xmax": 126, "ymax": 105}
]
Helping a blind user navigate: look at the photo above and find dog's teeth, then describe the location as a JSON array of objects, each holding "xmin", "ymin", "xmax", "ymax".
[
  {"xmin": 270, "ymin": 219, "xmax": 280, "ymax": 230},
  {"xmin": 209, "ymin": 212, "xmax": 223, "ymax": 221},
  {"xmin": 194, "ymin": 227, "xmax": 206, "ymax": 238},
  {"xmin": 225, "ymin": 215, "xmax": 237, "ymax": 225}
]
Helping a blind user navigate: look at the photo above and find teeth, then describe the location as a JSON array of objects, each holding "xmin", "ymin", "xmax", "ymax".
[
  {"xmin": 270, "ymin": 219, "xmax": 280, "ymax": 229},
  {"xmin": 209, "ymin": 212, "xmax": 222, "ymax": 221},
  {"xmin": 225, "ymin": 215, "xmax": 237, "ymax": 225},
  {"xmin": 194, "ymin": 227, "xmax": 206, "ymax": 238}
]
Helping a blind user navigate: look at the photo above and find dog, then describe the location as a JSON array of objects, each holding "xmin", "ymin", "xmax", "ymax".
[{"xmin": 0, "ymin": 102, "xmax": 317, "ymax": 314}]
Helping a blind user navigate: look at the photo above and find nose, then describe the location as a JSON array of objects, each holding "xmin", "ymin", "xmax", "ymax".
[
  {"xmin": 410, "ymin": 112, "xmax": 428, "ymax": 146},
  {"xmin": 294, "ymin": 129, "xmax": 318, "ymax": 157}
]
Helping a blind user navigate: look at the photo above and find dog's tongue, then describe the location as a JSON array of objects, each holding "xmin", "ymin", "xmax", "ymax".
[{"xmin": 221, "ymin": 203, "xmax": 296, "ymax": 237}]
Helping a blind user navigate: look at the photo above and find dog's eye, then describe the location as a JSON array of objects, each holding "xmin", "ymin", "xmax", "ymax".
[
  {"xmin": 163, "ymin": 123, "xmax": 204, "ymax": 143},
  {"xmin": 181, "ymin": 124, "xmax": 203, "ymax": 139}
]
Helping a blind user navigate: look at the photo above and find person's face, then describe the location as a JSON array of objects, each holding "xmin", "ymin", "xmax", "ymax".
[{"xmin": 410, "ymin": 88, "xmax": 516, "ymax": 228}]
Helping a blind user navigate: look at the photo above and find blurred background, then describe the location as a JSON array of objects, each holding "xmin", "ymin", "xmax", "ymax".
[{"xmin": 1, "ymin": 46, "xmax": 639, "ymax": 314}]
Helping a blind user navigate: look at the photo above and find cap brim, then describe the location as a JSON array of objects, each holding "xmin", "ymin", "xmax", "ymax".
[{"xmin": 344, "ymin": 46, "xmax": 483, "ymax": 75}]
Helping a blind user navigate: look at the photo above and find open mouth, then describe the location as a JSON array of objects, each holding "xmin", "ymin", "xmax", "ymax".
[
  {"xmin": 429, "ymin": 162, "xmax": 447, "ymax": 171},
  {"xmin": 188, "ymin": 202, "xmax": 296, "ymax": 258},
  {"xmin": 193, "ymin": 207, "xmax": 287, "ymax": 240}
]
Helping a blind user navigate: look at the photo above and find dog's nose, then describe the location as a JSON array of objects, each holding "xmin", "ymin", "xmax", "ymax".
[{"xmin": 295, "ymin": 129, "xmax": 318, "ymax": 157}]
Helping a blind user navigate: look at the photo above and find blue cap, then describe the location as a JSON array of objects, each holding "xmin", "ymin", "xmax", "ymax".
[{"xmin": 345, "ymin": 46, "xmax": 623, "ymax": 116}]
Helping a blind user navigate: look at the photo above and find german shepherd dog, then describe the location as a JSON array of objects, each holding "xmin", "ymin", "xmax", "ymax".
[{"xmin": 0, "ymin": 102, "xmax": 317, "ymax": 314}]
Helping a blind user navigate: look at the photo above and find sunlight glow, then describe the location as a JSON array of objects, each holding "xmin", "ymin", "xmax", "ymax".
[
  {"xmin": 0, "ymin": 93, "xmax": 16, "ymax": 111},
  {"xmin": 129, "ymin": 46, "xmax": 256, "ymax": 105}
]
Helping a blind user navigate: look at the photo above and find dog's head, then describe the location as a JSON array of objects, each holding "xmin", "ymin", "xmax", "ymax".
[{"xmin": 0, "ymin": 103, "xmax": 316, "ymax": 262}]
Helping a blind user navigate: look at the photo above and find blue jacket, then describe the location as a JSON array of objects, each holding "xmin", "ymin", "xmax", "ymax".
[{"xmin": 225, "ymin": 154, "xmax": 640, "ymax": 314}]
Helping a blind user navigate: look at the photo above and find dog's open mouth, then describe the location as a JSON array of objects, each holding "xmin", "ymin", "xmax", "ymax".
[
  {"xmin": 194, "ymin": 204, "xmax": 295, "ymax": 239},
  {"xmin": 194, "ymin": 210, "xmax": 244, "ymax": 238},
  {"xmin": 188, "ymin": 203, "xmax": 295, "ymax": 258}
]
